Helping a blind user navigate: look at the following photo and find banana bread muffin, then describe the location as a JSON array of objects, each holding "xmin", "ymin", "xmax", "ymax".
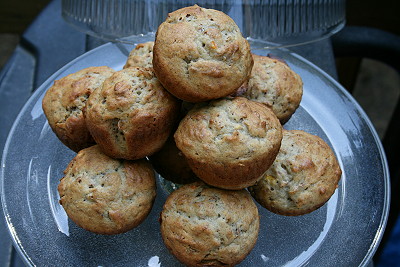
[
  {"xmin": 174, "ymin": 97, "xmax": 283, "ymax": 190},
  {"xmin": 42, "ymin": 66, "xmax": 115, "ymax": 152},
  {"xmin": 160, "ymin": 181, "xmax": 259, "ymax": 267},
  {"xmin": 248, "ymin": 130, "xmax": 342, "ymax": 216},
  {"xmin": 240, "ymin": 54, "xmax": 303, "ymax": 124},
  {"xmin": 153, "ymin": 5, "xmax": 253, "ymax": 102},
  {"xmin": 149, "ymin": 134, "xmax": 198, "ymax": 185},
  {"xmin": 58, "ymin": 145, "xmax": 156, "ymax": 235},
  {"xmin": 123, "ymin": 41, "xmax": 154, "ymax": 69},
  {"xmin": 85, "ymin": 67, "xmax": 181, "ymax": 160}
]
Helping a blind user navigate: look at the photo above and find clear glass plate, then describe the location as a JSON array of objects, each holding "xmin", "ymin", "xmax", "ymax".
[{"xmin": 1, "ymin": 40, "xmax": 389, "ymax": 266}]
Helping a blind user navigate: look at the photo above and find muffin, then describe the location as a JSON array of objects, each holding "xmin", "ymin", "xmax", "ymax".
[
  {"xmin": 160, "ymin": 181, "xmax": 259, "ymax": 267},
  {"xmin": 239, "ymin": 54, "xmax": 303, "ymax": 124},
  {"xmin": 149, "ymin": 134, "xmax": 198, "ymax": 185},
  {"xmin": 42, "ymin": 66, "xmax": 115, "ymax": 152},
  {"xmin": 123, "ymin": 41, "xmax": 154, "ymax": 69},
  {"xmin": 153, "ymin": 5, "xmax": 253, "ymax": 102},
  {"xmin": 174, "ymin": 97, "xmax": 283, "ymax": 190},
  {"xmin": 85, "ymin": 67, "xmax": 181, "ymax": 160},
  {"xmin": 58, "ymin": 145, "xmax": 156, "ymax": 235},
  {"xmin": 149, "ymin": 101, "xmax": 198, "ymax": 185},
  {"xmin": 248, "ymin": 130, "xmax": 342, "ymax": 216}
]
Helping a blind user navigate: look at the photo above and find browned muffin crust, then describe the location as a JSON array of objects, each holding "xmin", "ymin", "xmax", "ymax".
[
  {"xmin": 85, "ymin": 67, "xmax": 181, "ymax": 160},
  {"xmin": 174, "ymin": 97, "xmax": 283, "ymax": 190},
  {"xmin": 160, "ymin": 181, "xmax": 259, "ymax": 267},
  {"xmin": 149, "ymin": 101, "xmax": 198, "ymax": 185},
  {"xmin": 42, "ymin": 66, "xmax": 115, "ymax": 152},
  {"xmin": 249, "ymin": 130, "xmax": 342, "ymax": 216},
  {"xmin": 123, "ymin": 41, "xmax": 154, "ymax": 69},
  {"xmin": 149, "ymin": 134, "xmax": 198, "ymax": 185},
  {"xmin": 58, "ymin": 145, "xmax": 156, "ymax": 235},
  {"xmin": 241, "ymin": 54, "xmax": 303, "ymax": 124},
  {"xmin": 153, "ymin": 5, "xmax": 253, "ymax": 102}
]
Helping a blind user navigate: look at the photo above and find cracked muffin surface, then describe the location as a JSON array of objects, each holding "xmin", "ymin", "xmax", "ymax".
[
  {"xmin": 58, "ymin": 145, "xmax": 156, "ymax": 235},
  {"xmin": 124, "ymin": 41, "xmax": 154, "ymax": 69},
  {"xmin": 174, "ymin": 97, "xmax": 282, "ymax": 190},
  {"xmin": 42, "ymin": 66, "xmax": 115, "ymax": 152},
  {"xmin": 153, "ymin": 5, "xmax": 253, "ymax": 102},
  {"xmin": 160, "ymin": 181, "xmax": 259, "ymax": 267},
  {"xmin": 249, "ymin": 130, "xmax": 342, "ymax": 216},
  {"xmin": 85, "ymin": 67, "xmax": 181, "ymax": 160},
  {"xmin": 239, "ymin": 54, "xmax": 303, "ymax": 124}
]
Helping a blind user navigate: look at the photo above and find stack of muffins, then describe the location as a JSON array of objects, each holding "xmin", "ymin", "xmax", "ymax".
[{"xmin": 42, "ymin": 5, "xmax": 342, "ymax": 266}]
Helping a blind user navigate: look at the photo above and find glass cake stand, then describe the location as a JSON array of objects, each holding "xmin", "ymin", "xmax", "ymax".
[{"xmin": 1, "ymin": 39, "xmax": 389, "ymax": 266}]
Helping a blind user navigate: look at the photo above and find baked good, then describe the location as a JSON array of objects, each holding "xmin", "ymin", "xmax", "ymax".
[
  {"xmin": 160, "ymin": 181, "xmax": 259, "ymax": 267},
  {"xmin": 123, "ymin": 41, "xmax": 154, "ymax": 69},
  {"xmin": 149, "ymin": 134, "xmax": 198, "ymax": 185},
  {"xmin": 153, "ymin": 5, "xmax": 253, "ymax": 102},
  {"xmin": 149, "ymin": 101, "xmax": 198, "ymax": 185},
  {"xmin": 42, "ymin": 66, "xmax": 115, "ymax": 152},
  {"xmin": 174, "ymin": 97, "xmax": 282, "ymax": 190},
  {"xmin": 85, "ymin": 67, "xmax": 181, "ymax": 160},
  {"xmin": 248, "ymin": 130, "xmax": 342, "ymax": 216},
  {"xmin": 58, "ymin": 145, "xmax": 156, "ymax": 235},
  {"xmin": 239, "ymin": 54, "xmax": 303, "ymax": 124}
]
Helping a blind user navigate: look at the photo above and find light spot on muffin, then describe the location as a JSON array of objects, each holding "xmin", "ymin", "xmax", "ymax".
[
  {"xmin": 113, "ymin": 81, "xmax": 131, "ymax": 96},
  {"xmin": 319, "ymin": 187, "xmax": 326, "ymax": 195},
  {"xmin": 291, "ymin": 157, "xmax": 315, "ymax": 172}
]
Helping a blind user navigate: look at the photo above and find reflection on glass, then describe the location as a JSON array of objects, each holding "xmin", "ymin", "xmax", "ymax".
[{"xmin": 61, "ymin": 0, "xmax": 345, "ymax": 48}]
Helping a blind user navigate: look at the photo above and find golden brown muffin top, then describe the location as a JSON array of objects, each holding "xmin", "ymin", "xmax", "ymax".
[
  {"xmin": 174, "ymin": 97, "xmax": 282, "ymax": 164},
  {"xmin": 249, "ymin": 130, "xmax": 342, "ymax": 216},
  {"xmin": 123, "ymin": 41, "xmax": 154, "ymax": 69},
  {"xmin": 43, "ymin": 66, "xmax": 115, "ymax": 118},
  {"xmin": 85, "ymin": 67, "xmax": 180, "ymax": 157},
  {"xmin": 58, "ymin": 145, "xmax": 156, "ymax": 234},
  {"xmin": 42, "ymin": 66, "xmax": 115, "ymax": 151},
  {"xmin": 241, "ymin": 54, "xmax": 303, "ymax": 124},
  {"xmin": 88, "ymin": 67, "xmax": 170, "ymax": 116},
  {"xmin": 160, "ymin": 181, "xmax": 259, "ymax": 267},
  {"xmin": 153, "ymin": 5, "xmax": 253, "ymax": 102}
]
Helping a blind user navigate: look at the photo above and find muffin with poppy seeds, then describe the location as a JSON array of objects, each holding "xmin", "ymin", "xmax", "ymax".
[
  {"xmin": 124, "ymin": 41, "xmax": 154, "ymax": 69},
  {"xmin": 42, "ymin": 66, "xmax": 115, "ymax": 152},
  {"xmin": 160, "ymin": 181, "xmax": 259, "ymax": 266},
  {"xmin": 248, "ymin": 130, "xmax": 342, "ymax": 216},
  {"xmin": 174, "ymin": 97, "xmax": 282, "ymax": 190},
  {"xmin": 153, "ymin": 5, "xmax": 253, "ymax": 102},
  {"xmin": 85, "ymin": 67, "xmax": 181, "ymax": 160},
  {"xmin": 239, "ymin": 54, "xmax": 303, "ymax": 124},
  {"xmin": 58, "ymin": 145, "xmax": 156, "ymax": 234}
]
